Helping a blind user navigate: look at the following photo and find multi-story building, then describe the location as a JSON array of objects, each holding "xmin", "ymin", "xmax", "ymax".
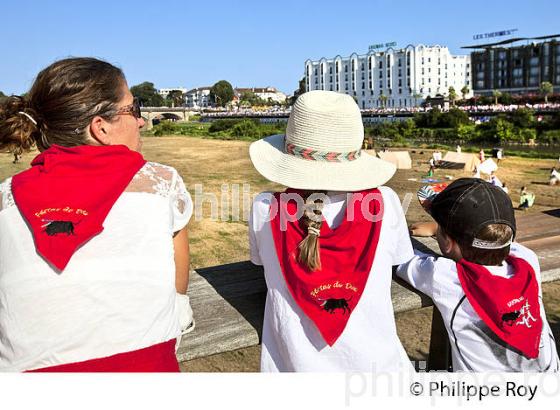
[
  {"xmin": 465, "ymin": 35, "xmax": 560, "ymax": 96},
  {"xmin": 185, "ymin": 87, "xmax": 212, "ymax": 109},
  {"xmin": 305, "ymin": 45, "xmax": 471, "ymax": 109},
  {"xmin": 158, "ymin": 87, "xmax": 188, "ymax": 99},
  {"xmin": 235, "ymin": 87, "xmax": 287, "ymax": 104}
]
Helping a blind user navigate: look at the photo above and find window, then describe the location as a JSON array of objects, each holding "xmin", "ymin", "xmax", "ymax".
[
  {"xmin": 398, "ymin": 59, "xmax": 402, "ymax": 67},
  {"xmin": 329, "ymin": 67, "xmax": 333, "ymax": 74},
  {"xmin": 345, "ymin": 65, "xmax": 348, "ymax": 72},
  {"xmin": 345, "ymin": 84, "xmax": 348, "ymax": 90},
  {"xmin": 361, "ymin": 63, "xmax": 364, "ymax": 70},
  {"xmin": 428, "ymin": 58, "xmax": 431, "ymax": 63},
  {"xmin": 387, "ymin": 69, "xmax": 391, "ymax": 78},
  {"xmin": 398, "ymin": 69, "xmax": 402, "ymax": 77},
  {"xmin": 362, "ymin": 82, "xmax": 365, "ymax": 89},
  {"xmin": 379, "ymin": 81, "xmax": 383, "ymax": 89},
  {"xmin": 314, "ymin": 68, "xmax": 317, "ymax": 75},
  {"xmin": 379, "ymin": 61, "xmax": 383, "ymax": 69},
  {"xmin": 398, "ymin": 88, "xmax": 402, "ymax": 94},
  {"xmin": 379, "ymin": 72, "xmax": 383, "ymax": 79},
  {"xmin": 398, "ymin": 79, "xmax": 402, "ymax": 86},
  {"xmin": 362, "ymin": 91, "xmax": 365, "ymax": 96},
  {"xmin": 330, "ymin": 76, "xmax": 333, "ymax": 82},
  {"xmin": 345, "ymin": 74, "xmax": 348, "ymax": 81}
]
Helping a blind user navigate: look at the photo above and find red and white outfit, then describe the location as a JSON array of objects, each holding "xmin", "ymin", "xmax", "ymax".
[
  {"xmin": 0, "ymin": 146, "xmax": 192, "ymax": 372},
  {"xmin": 250, "ymin": 187, "xmax": 414, "ymax": 372},
  {"xmin": 396, "ymin": 243, "xmax": 559, "ymax": 372}
]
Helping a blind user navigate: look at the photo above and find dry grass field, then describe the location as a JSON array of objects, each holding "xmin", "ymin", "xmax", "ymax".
[{"xmin": 1, "ymin": 136, "xmax": 559, "ymax": 372}]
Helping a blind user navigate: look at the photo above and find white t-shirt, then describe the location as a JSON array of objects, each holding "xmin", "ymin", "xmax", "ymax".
[
  {"xmin": 250, "ymin": 186, "xmax": 415, "ymax": 372},
  {"xmin": 0, "ymin": 162, "xmax": 193, "ymax": 371},
  {"xmin": 396, "ymin": 243, "xmax": 560, "ymax": 372}
]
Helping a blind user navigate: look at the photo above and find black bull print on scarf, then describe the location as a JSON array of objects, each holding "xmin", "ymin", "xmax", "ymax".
[
  {"xmin": 319, "ymin": 297, "xmax": 352, "ymax": 314},
  {"xmin": 42, "ymin": 220, "xmax": 77, "ymax": 236}
]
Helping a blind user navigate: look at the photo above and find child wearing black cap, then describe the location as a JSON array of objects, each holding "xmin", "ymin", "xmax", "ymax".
[{"xmin": 397, "ymin": 178, "xmax": 559, "ymax": 372}]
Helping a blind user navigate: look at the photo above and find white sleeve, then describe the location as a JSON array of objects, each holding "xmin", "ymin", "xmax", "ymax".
[
  {"xmin": 395, "ymin": 248, "xmax": 439, "ymax": 299},
  {"xmin": 381, "ymin": 187, "xmax": 415, "ymax": 266},
  {"xmin": 170, "ymin": 171, "xmax": 193, "ymax": 233},
  {"xmin": 248, "ymin": 196, "xmax": 263, "ymax": 266}
]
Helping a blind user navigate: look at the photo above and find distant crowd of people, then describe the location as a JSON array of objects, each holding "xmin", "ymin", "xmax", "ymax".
[{"xmin": 200, "ymin": 102, "xmax": 560, "ymax": 119}]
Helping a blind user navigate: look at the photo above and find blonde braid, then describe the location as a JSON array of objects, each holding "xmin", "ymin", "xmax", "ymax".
[{"xmin": 297, "ymin": 193, "xmax": 325, "ymax": 271}]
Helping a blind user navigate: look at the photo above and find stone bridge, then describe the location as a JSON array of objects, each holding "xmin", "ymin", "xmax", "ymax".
[{"xmin": 140, "ymin": 107, "xmax": 196, "ymax": 129}]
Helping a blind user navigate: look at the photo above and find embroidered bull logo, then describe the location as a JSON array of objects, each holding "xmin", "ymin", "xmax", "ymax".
[
  {"xmin": 319, "ymin": 297, "xmax": 352, "ymax": 315},
  {"xmin": 501, "ymin": 310, "xmax": 520, "ymax": 325},
  {"xmin": 41, "ymin": 220, "xmax": 76, "ymax": 236}
]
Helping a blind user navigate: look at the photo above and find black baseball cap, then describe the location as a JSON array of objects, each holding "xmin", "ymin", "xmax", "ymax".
[{"xmin": 430, "ymin": 178, "xmax": 516, "ymax": 249}]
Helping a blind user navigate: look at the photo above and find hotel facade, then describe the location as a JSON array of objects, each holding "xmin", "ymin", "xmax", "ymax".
[
  {"xmin": 466, "ymin": 35, "xmax": 560, "ymax": 96},
  {"xmin": 305, "ymin": 45, "xmax": 471, "ymax": 109}
]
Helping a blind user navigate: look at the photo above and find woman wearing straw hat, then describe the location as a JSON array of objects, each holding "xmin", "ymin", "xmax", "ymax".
[{"xmin": 249, "ymin": 91, "xmax": 415, "ymax": 372}]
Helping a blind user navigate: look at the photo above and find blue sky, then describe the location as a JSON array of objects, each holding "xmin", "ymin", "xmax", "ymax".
[{"xmin": 1, "ymin": 0, "xmax": 558, "ymax": 95}]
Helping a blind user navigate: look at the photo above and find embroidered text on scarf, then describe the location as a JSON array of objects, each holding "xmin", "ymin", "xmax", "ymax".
[{"xmin": 11, "ymin": 144, "xmax": 146, "ymax": 271}]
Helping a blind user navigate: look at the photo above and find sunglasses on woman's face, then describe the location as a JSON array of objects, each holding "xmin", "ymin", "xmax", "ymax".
[{"xmin": 116, "ymin": 98, "xmax": 141, "ymax": 119}]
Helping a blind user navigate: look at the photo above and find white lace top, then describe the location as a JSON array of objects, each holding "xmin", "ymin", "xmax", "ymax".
[{"xmin": 0, "ymin": 162, "xmax": 193, "ymax": 371}]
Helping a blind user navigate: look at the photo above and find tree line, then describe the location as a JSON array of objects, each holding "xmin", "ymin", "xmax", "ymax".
[{"xmin": 368, "ymin": 107, "xmax": 560, "ymax": 145}]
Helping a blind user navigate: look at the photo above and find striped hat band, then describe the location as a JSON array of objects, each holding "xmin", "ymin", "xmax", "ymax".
[{"xmin": 285, "ymin": 142, "xmax": 361, "ymax": 162}]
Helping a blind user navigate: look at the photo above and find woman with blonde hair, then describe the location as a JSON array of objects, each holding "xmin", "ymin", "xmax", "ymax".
[
  {"xmin": 0, "ymin": 57, "xmax": 193, "ymax": 372},
  {"xmin": 249, "ymin": 91, "xmax": 414, "ymax": 371}
]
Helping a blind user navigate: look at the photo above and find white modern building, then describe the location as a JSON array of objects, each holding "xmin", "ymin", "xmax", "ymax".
[
  {"xmin": 305, "ymin": 45, "xmax": 472, "ymax": 109},
  {"xmin": 158, "ymin": 87, "xmax": 188, "ymax": 99},
  {"xmin": 185, "ymin": 87, "xmax": 212, "ymax": 109},
  {"xmin": 235, "ymin": 87, "xmax": 287, "ymax": 104}
]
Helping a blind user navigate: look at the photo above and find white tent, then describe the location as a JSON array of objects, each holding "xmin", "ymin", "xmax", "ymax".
[
  {"xmin": 439, "ymin": 152, "xmax": 481, "ymax": 172},
  {"xmin": 377, "ymin": 151, "xmax": 412, "ymax": 169}
]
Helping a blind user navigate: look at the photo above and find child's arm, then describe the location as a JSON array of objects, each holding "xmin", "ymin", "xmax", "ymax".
[
  {"xmin": 409, "ymin": 221, "xmax": 437, "ymax": 237},
  {"xmin": 395, "ymin": 248, "xmax": 440, "ymax": 299}
]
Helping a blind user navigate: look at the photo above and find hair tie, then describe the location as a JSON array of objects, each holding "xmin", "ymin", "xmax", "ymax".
[
  {"xmin": 307, "ymin": 226, "xmax": 321, "ymax": 237},
  {"xmin": 18, "ymin": 111, "xmax": 38, "ymax": 126}
]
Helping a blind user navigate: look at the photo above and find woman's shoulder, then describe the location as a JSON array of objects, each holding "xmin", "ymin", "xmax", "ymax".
[
  {"xmin": 126, "ymin": 161, "xmax": 185, "ymax": 196},
  {"xmin": 136, "ymin": 161, "xmax": 180, "ymax": 180},
  {"xmin": 0, "ymin": 177, "xmax": 14, "ymax": 211}
]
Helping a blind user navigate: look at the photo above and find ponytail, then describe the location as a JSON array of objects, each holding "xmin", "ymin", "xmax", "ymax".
[
  {"xmin": 0, "ymin": 96, "xmax": 42, "ymax": 154},
  {"xmin": 297, "ymin": 193, "xmax": 325, "ymax": 271}
]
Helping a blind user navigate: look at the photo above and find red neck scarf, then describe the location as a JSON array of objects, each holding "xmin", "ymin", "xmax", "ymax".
[
  {"xmin": 270, "ymin": 189, "xmax": 384, "ymax": 346},
  {"xmin": 11, "ymin": 144, "xmax": 146, "ymax": 271},
  {"xmin": 457, "ymin": 256, "xmax": 543, "ymax": 358}
]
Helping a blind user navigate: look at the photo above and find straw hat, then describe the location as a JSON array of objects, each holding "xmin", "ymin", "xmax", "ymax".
[{"xmin": 249, "ymin": 90, "xmax": 396, "ymax": 191}]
